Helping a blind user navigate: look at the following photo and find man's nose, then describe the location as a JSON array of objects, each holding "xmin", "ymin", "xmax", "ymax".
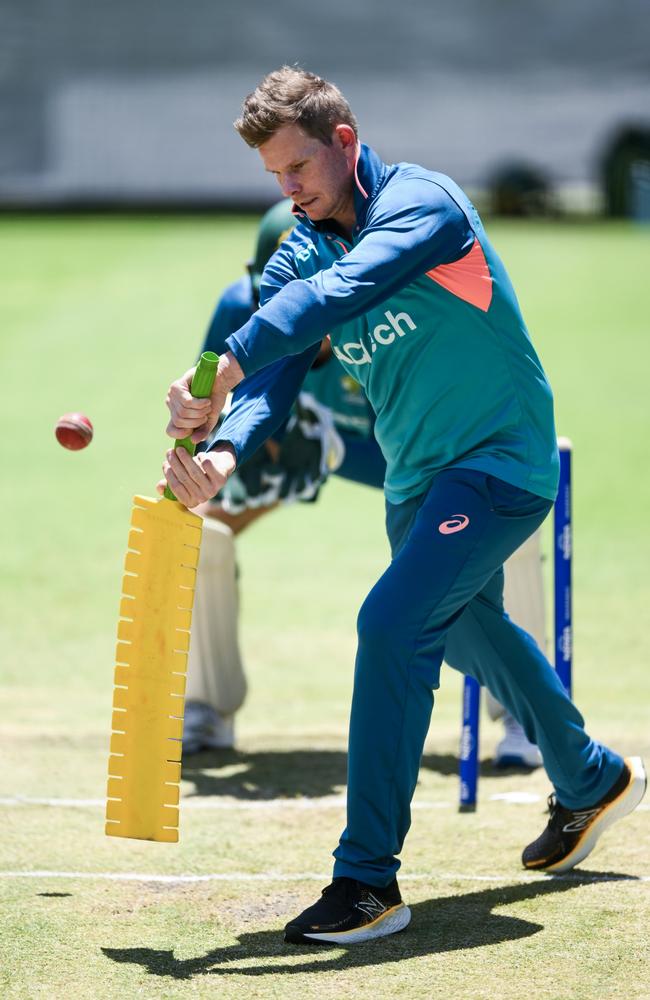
[{"xmin": 280, "ymin": 173, "xmax": 300, "ymax": 198}]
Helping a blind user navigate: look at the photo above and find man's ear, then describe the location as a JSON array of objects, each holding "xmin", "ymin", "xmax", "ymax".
[{"xmin": 333, "ymin": 124, "xmax": 358, "ymax": 158}]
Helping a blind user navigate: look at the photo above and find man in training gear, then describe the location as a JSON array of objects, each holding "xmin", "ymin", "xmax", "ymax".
[{"xmin": 161, "ymin": 68, "xmax": 646, "ymax": 945}]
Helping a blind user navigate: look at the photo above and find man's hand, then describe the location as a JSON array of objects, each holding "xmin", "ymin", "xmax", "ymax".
[
  {"xmin": 157, "ymin": 444, "xmax": 237, "ymax": 508},
  {"xmin": 166, "ymin": 351, "xmax": 244, "ymax": 443}
]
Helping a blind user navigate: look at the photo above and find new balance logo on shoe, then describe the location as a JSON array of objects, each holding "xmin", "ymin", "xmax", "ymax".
[
  {"xmin": 356, "ymin": 893, "xmax": 387, "ymax": 920},
  {"xmin": 562, "ymin": 809, "xmax": 600, "ymax": 833}
]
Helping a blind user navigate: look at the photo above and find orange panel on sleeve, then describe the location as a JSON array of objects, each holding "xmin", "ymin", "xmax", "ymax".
[{"xmin": 425, "ymin": 238, "xmax": 493, "ymax": 312}]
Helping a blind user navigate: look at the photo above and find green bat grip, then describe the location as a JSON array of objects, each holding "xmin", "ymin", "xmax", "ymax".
[{"xmin": 164, "ymin": 350, "xmax": 219, "ymax": 502}]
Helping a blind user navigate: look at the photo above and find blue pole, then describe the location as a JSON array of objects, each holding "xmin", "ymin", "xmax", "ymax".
[
  {"xmin": 459, "ymin": 675, "xmax": 481, "ymax": 811},
  {"xmin": 554, "ymin": 439, "xmax": 572, "ymax": 696}
]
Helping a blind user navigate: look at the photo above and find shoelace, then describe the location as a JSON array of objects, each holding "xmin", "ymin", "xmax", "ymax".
[{"xmin": 546, "ymin": 792, "xmax": 570, "ymax": 831}]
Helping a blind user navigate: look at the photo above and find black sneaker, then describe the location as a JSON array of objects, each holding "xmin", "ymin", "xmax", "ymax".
[
  {"xmin": 284, "ymin": 876, "xmax": 411, "ymax": 945},
  {"xmin": 522, "ymin": 756, "xmax": 647, "ymax": 873}
]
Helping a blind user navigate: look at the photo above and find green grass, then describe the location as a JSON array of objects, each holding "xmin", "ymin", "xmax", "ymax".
[{"xmin": 0, "ymin": 216, "xmax": 649, "ymax": 1000}]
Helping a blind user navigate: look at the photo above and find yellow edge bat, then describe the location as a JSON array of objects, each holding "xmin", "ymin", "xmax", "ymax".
[{"xmin": 105, "ymin": 352, "xmax": 218, "ymax": 842}]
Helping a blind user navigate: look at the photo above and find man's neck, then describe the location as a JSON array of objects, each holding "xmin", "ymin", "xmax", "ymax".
[
  {"xmin": 333, "ymin": 192, "xmax": 356, "ymax": 240},
  {"xmin": 318, "ymin": 194, "xmax": 356, "ymax": 242},
  {"xmin": 326, "ymin": 215, "xmax": 354, "ymax": 242}
]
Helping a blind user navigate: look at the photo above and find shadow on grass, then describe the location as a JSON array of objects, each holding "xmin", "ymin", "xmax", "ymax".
[
  {"xmin": 101, "ymin": 875, "xmax": 603, "ymax": 979},
  {"xmin": 181, "ymin": 748, "xmax": 516, "ymax": 800}
]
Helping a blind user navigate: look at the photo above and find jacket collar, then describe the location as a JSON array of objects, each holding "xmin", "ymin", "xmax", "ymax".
[{"xmin": 291, "ymin": 143, "xmax": 387, "ymax": 238}]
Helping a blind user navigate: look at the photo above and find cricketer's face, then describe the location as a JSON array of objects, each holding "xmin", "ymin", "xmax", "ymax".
[{"xmin": 259, "ymin": 124, "xmax": 357, "ymax": 228}]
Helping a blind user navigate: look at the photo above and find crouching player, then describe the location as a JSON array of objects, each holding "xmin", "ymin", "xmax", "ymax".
[{"xmin": 183, "ymin": 199, "xmax": 543, "ymax": 769}]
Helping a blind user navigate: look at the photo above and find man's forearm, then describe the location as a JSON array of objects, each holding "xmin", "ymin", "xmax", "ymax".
[
  {"xmin": 217, "ymin": 351, "xmax": 244, "ymax": 388},
  {"xmin": 211, "ymin": 440, "xmax": 238, "ymax": 470},
  {"xmin": 210, "ymin": 344, "xmax": 321, "ymax": 467}
]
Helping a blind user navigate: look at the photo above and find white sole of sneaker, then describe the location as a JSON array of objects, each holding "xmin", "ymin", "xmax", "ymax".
[
  {"xmin": 302, "ymin": 903, "xmax": 412, "ymax": 944},
  {"xmin": 545, "ymin": 756, "xmax": 647, "ymax": 874}
]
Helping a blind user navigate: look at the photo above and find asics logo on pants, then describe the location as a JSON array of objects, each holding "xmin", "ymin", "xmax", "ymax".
[{"xmin": 438, "ymin": 514, "xmax": 470, "ymax": 535}]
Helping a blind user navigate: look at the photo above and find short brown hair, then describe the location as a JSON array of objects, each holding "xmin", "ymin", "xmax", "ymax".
[{"xmin": 234, "ymin": 66, "xmax": 358, "ymax": 148}]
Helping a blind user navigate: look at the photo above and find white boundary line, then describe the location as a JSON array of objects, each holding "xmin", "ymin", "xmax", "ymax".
[
  {"xmin": 1, "ymin": 794, "xmax": 648, "ymax": 811},
  {"xmin": 0, "ymin": 795, "xmax": 446, "ymax": 810},
  {"xmin": 1, "ymin": 869, "xmax": 649, "ymax": 884}
]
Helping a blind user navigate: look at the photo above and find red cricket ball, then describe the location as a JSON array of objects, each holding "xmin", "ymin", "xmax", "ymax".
[{"xmin": 55, "ymin": 412, "xmax": 94, "ymax": 450}]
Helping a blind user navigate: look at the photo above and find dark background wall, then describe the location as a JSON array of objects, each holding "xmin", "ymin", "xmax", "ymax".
[{"xmin": 1, "ymin": 0, "xmax": 648, "ymax": 205}]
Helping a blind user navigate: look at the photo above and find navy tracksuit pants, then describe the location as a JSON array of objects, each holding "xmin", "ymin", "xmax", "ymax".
[{"xmin": 332, "ymin": 468, "xmax": 623, "ymax": 886}]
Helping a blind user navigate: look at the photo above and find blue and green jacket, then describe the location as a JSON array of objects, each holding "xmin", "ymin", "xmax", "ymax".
[
  {"xmin": 214, "ymin": 144, "xmax": 559, "ymax": 503},
  {"xmin": 202, "ymin": 276, "xmax": 374, "ymax": 440}
]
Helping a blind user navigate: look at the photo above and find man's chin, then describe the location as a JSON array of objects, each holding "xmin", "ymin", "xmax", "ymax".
[{"xmin": 300, "ymin": 200, "xmax": 324, "ymax": 220}]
